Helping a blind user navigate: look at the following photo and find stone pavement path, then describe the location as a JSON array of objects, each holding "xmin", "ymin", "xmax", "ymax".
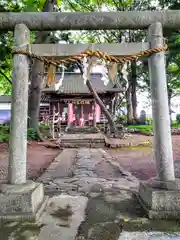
[
  {"xmin": 37, "ymin": 148, "xmax": 180, "ymax": 240},
  {"xmin": 38, "ymin": 148, "xmax": 138, "ymax": 196},
  {"xmin": 1, "ymin": 148, "xmax": 180, "ymax": 240}
]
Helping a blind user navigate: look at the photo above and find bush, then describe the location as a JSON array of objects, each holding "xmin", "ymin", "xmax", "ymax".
[
  {"xmin": 0, "ymin": 133, "xmax": 9, "ymax": 142},
  {"xmin": 0, "ymin": 124, "xmax": 10, "ymax": 142},
  {"xmin": 27, "ymin": 128, "xmax": 38, "ymax": 140},
  {"xmin": 39, "ymin": 123, "xmax": 51, "ymax": 131},
  {"xmin": 176, "ymin": 114, "xmax": 180, "ymax": 124},
  {"xmin": 116, "ymin": 115, "xmax": 127, "ymax": 124},
  {"xmin": 97, "ymin": 124, "xmax": 105, "ymax": 132},
  {"xmin": 146, "ymin": 118, "xmax": 153, "ymax": 125},
  {"xmin": 172, "ymin": 122, "xmax": 180, "ymax": 129},
  {"xmin": 0, "ymin": 123, "xmax": 52, "ymax": 142},
  {"xmin": 0, "ymin": 125, "xmax": 40, "ymax": 142}
]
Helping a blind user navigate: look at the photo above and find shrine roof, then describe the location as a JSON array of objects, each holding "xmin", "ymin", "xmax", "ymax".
[{"xmin": 42, "ymin": 72, "xmax": 122, "ymax": 94}]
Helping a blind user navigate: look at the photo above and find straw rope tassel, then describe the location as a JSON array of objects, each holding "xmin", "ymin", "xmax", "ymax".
[
  {"xmin": 47, "ymin": 64, "xmax": 56, "ymax": 85},
  {"xmin": 107, "ymin": 62, "xmax": 118, "ymax": 84}
]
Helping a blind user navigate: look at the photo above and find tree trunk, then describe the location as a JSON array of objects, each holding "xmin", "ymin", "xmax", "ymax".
[
  {"xmin": 28, "ymin": 0, "xmax": 57, "ymax": 140},
  {"xmin": 131, "ymin": 61, "xmax": 138, "ymax": 123},
  {"xmin": 86, "ymin": 79, "xmax": 116, "ymax": 133},
  {"xmin": 28, "ymin": 60, "xmax": 45, "ymax": 140},
  {"xmin": 126, "ymin": 84, "xmax": 133, "ymax": 124},
  {"xmin": 113, "ymin": 94, "xmax": 118, "ymax": 115}
]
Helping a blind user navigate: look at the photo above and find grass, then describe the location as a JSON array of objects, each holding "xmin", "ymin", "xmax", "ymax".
[
  {"xmin": 127, "ymin": 125, "xmax": 153, "ymax": 135},
  {"xmin": 127, "ymin": 123, "xmax": 180, "ymax": 135}
]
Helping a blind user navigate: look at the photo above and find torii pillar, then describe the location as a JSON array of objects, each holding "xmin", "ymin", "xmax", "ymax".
[
  {"xmin": 0, "ymin": 24, "xmax": 47, "ymax": 221},
  {"xmin": 138, "ymin": 22, "xmax": 180, "ymax": 219}
]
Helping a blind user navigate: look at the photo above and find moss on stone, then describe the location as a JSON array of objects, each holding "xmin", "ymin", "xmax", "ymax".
[
  {"xmin": 50, "ymin": 204, "xmax": 73, "ymax": 220},
  {"xmin": 111, "ymin": 145, "xmax": 152, "ymax": 151},
  {"xmin": 121, "ymin": 218, "xmax": 180, "ymax": 233},
  {"xmin": 0, "ymin": 221, "xmax": 43, "ymax": 240}
]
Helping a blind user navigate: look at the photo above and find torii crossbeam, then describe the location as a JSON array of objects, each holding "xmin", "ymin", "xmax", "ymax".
[{"xmin": 0, "ymin": 11, "xmax": 180, "ymax": 30}]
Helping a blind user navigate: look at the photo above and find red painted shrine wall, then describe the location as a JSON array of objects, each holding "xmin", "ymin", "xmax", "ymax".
[
  {"xmin": 47, "ymin": 101, "xmax": 94, "ymax": 121},
  {"xmin": 39, "ymin": 94, "xmax": 112, "ymax": 124}
]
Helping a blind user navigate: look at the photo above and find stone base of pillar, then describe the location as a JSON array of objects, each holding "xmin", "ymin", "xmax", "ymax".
[
  {"xmin": 0, "ymin": 181, "xmax": 48, "ymax": 221},
  {"xmin": 137, "ymin": 180, "xmax": 180, "ymax": 219}
]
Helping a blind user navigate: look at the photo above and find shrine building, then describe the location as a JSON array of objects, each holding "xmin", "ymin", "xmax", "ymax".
[{"xmin": 40, "ymin": 72, "xmax": 122, "ymax": 127}]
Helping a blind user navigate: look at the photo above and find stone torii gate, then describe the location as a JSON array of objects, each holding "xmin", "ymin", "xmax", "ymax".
[{"xmin": 0, "ymin": 11, "xmax": 179, "ymax": 220}]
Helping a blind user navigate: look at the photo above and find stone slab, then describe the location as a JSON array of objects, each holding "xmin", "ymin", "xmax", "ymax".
[
  {"xmin": 66, "ymin": 126, "xmax": 99, "ymax": 134},
  {"xmin": 147, "ymin": 178, "xmax": 180, "ymax": 190},
  {"xmin": 38, "ymin": 149, "xmax": 77, "ymax": 182},
  {"xmin": 104, "ymin": 135, "xmax": 152, "ymax": 148},
  {"xmin": 38, "ymin": 194, "xmax": 88, "ymax": 240},
  {"xmin": 137, "ymin": 182, "xmax": 180, "ymax": 219},
  {"xmin": 118, "ymin": 231, "xmax": 180, "ymax": 240},
  {"xmin": 61, "ymin": 139, "xmax": 104, "ymax": 143},
  {"xmin": 60, "ymin": 142, "xmax": 105, "ymax": 148},
  {"xmin": 57, "ymin": 133, "xmax": 105, "ymax": 148},
  {"xmin": 59, "ymin": 133, "xmax": 105, "ymax": 140},
  {"xmin": 0, "ymin": 181, "xmax": 48, "ymax": 221}
]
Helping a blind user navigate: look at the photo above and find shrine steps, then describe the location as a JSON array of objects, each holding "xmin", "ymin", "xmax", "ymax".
[{"xmin": 56, "ymin": 133, "xmax": 105, "ymax": 148}]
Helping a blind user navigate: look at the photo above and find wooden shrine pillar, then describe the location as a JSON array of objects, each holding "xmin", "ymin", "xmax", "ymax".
[
  {"xmin": 95, "ymin": 103, "xmax": 101, "ymax": 123},
  {"xmin": 68, "ymin": 103, "xmax": 73, "ymax": 124},
  {"xmin": 93, "ymin": 101, "xmax": 96, "ymax": 127}
]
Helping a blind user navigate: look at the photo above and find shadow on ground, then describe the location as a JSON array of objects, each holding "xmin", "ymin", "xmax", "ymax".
[{"xmin": 75, "ymin": 193, "xmax": 180, "ymax": 240}]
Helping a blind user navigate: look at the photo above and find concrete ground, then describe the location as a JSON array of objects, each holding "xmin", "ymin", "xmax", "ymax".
[{"xmin": 1, "ymin": 145, "xmax": 180, "ymax": 240}]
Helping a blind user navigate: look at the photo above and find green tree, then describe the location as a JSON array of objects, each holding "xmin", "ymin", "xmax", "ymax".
[
  {"xmin": 139, "ymin": 0, "xmax": 180, "ymax": 118},
  {"xmin": 63, "ymin": 0, "xmax": 157, "ymax": 124},
  {"xmin": 28, "ymin": 0, "xmax": 59, "ymax": 141}
]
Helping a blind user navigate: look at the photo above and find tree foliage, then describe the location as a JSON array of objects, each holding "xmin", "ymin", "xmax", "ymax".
[{"xmin": 0, "ymin": 0, "xmax": 180, "ymax": 119}]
